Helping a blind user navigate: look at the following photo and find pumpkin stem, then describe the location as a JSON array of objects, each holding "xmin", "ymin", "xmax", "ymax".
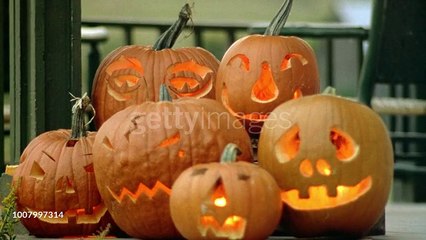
[
  {"xmin": 220, "ymin": 143, "xmax": 242, "ymax": 164},
  {"xmin": 322, "ymin": 86, "xmax": 337, "ymax": 95},
  {"xmin": 69, "ymin": 93, "xmax": 95, "ymax": 139},
  {"xmin": 264, "ymin": 0, "xmax": 293, "ymax": 36},
  {"xmin": 159, "ymin": 84, "xmax": 173, "ymax": 102},
  {"xmin": 153, "ymin": 3, "xmax": 192, "ymax": 50}
]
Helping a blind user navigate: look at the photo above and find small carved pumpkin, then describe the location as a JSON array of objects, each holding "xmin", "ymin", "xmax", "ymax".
[
  {"xmin": 215, "ymin": 0, "xmax": 319, "ymax": 135},
  {"xmin": 170, "ymin": 143, "xmax": 282, "ymax": 240},
  {"xmin": 92, "ymin": 85, "xmax": 253, "ymax": 239},
  {"xmin": 91, "ymin": 4, "xmax": 219, "ymax": 128},
  {"xmin": 257, "ymin": 89, "xmax": 394, "ymax": 237},
  {"xmin": 12, "ymin": 95, "xmax": 112, "ymax": 237}
]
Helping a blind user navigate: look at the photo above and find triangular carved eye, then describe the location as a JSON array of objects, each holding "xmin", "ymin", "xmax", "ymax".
[
  {"xmin": 30, "ymin": 161, "xmax": 45, "ymax": 180},
  {"xmin": 211, "ymin": 179, "xmax": 228, "ymax": 208},
  {"xmin": 330, "ymin": 128, "xmax": 359, "ymax": 162},
  {"xmin": 275, "ymin": 125, "xmax": 300, "ymax": 163}
]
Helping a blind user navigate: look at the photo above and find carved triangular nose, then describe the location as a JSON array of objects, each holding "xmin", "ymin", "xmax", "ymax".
[{"xmin": 251, "ymin": 62, "xmax": 279, "ymax": 103}]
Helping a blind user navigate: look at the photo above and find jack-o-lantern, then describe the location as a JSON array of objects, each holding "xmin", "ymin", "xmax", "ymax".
[
  {"xmin": 12, "ymin": 95, "xmax": 113, "ymax": 237},
  {"xmin": 215, "ymin": 0, "xmax": 319, "ymax": 135},
  {"xmin": 92, "ymin": 85, "xmax": 253, "ymax": 239},
  {"xmin": 91, "ymin": 3, "xmax": 219, "ymax": 129},
  {"xmin": 257, "ymin": 90, "xmax": 393, "ymax": 237},
  {"xmin": 170, "ymin": 143, "xmax": 282, "ymax": 240}
]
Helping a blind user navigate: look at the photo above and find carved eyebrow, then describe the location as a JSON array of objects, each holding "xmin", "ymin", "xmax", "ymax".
[
  {"xmin": 227, "ymin": 54, "xmax": 250, "ymax": 71},
  {"xmin": 280, "ymin": 53, "xmax": 308, "ymax": 71}
]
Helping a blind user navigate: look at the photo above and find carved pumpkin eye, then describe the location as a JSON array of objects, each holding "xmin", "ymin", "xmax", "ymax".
[
  {"xmin": 275, "ymin": 125, "xmax": 300, "ymax": 163},
  {"xmin": 329, "ymin": 128, "xmax": 359, "ymax": 162},
  {"xmin": 166, "ymin": 60, "xmax": 214, "ymax": 98},
  {"xmin": 30, "ymin": 161, "xmax": 45, "ymax": 180}
]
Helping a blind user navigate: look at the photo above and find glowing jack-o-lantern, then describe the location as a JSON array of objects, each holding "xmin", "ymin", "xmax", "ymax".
[
  {"xmin": 170, "ymin": 143, "xmax": 282, "ymax": 240},
  {"xmin": 92, "ymin": 4, "xmax": 219, "ymax": 129},
  {"xmin": 258, "ymin": 91, "xmax": 394, "ymax": 237},
  {"xmin": 12, "ymin": 95, "xmax": 113, "ymax": 238},
  {"xmin": 92, "ymin": 85, "xmax": 253, "ymax": 239},
  {"xmin": 216, "ymin": 0, "xmax": 319, "ymax": 135}
]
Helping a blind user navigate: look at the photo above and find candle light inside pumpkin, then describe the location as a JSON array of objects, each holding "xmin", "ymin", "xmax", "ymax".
[{"xmin": 212, "ymin": 183, "xmax": 228, "ymax": 207}]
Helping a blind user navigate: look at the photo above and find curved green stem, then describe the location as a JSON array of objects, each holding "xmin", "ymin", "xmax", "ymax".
[
  {"xmin": 220, "ymin": 143, "xmax": 242, "ymax": 164},
  {"xmin": 153, "ymin": 3, "xmax": 192, "ymax": 50},
  {"xmin": 322, "ymin": 86, "xmax": 337, "ymax": 96},
  {"xmin": 159, "ymin": 84, "xmax": 172, "ymax": 102},
  {"xmin": 264, "ymin": 0, "xmax": 293, "ymax": 36}
]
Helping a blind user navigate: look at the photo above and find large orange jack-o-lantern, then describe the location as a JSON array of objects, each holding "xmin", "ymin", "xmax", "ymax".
[
  {"xmin": 216, "ymin": 0, "xmax": 319, "ymax": 135},
  {"xmin": 170, "ymin": 144, "xmax": 282, "ymax": 240},
  {"xmin": 92, "ymin": 85, "xmax": 253, "ymax": 239},
  {"xmin": 91, "ymin": 4, "xmax": 219, "ymax": 129},
  {"xmin": 12, "ymin": 95, "xmax": 113, "ymax": 238},
  {"xmin": 257, "ymin": 90, "xmax": 394, "ymax": 237}
]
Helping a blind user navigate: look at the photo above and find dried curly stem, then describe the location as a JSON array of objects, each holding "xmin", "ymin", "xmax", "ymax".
[{"xmin": 69, "ymin": 93, "xmax": 95, "ymax": 140}]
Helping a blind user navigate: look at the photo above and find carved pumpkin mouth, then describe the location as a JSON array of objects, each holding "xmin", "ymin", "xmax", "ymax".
[
  {"xmin": 221, "ymin": 83, "xmax": 269, "ymax": 121},
  {"xmin": 107, "ymin": 181, "xmax": 172, "ymax": 203},
  {"xmin": 26, "ymin": 202, "xmax": 108, "ymax": 224},
  {"xmin": 106, "ymin": 73, "xmax": 143, "ymax": 102},
  {"xmin": 199, "ymin": 215, "xmax": 246, "ymax": 239},
  {"xmin": 281, "ymin": 176, "xmax": 372, "ymax": 210},
  {"xmin": 166, "ymin": 60, "xmax": 214, "ymax": 98}
]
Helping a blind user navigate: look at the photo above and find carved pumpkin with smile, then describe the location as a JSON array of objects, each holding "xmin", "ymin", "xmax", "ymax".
[
  {"xmin": 91, "ymin": 4, "xmax": 219, "ymax": 129},
  {"xmin": 215, "ymin": 0, "xmax": 319, "ymax": 135},
  {"xmin": 170, "ymin": 144, "xmax": 282, "ymax": 240},
  {"xmin": 92, "ymin": 85, "xmax": 253, "ymax": 239},
  {"xmin": 258, "ymin": 91, "xmax": 394, "ymax": 237},
  {"xmin": 12, "ymin": 95, "xmax": 112, "ymax": 238}
]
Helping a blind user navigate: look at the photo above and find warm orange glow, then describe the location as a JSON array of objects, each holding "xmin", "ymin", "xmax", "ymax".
[
  {"xmin": 108, "ymin": 181, "xmax": 172, "ymax": 203},
  {"xmin": 169, "ymin": 77, "xmax": 199, "ymax": 90},
  {"xmin": 178, "ymin": 150, "xmax": 186, "ymax": 158},
  {"xmin": 30, "ymin": 203, "xmax": 108, "ymax": 224},
  {"xmin": 221, "ymin": 84, "xmax": 269, "ymax": 121},
  {"xmin": 214, "ymin": 197, "xmax": 227, "ymax": 207},
  {"xmin": 293, "ymin": 88, "xmax": 303, "ymax": 99},
  {"xmin": 280, "ymin": 53, "xmax": 308, "ymax": 71},
  {"xmin": 106, "ymin": 56, "xmax": 144, "ymax": 76},
  {"xmin": 251, "ymin": 62, "xmax": 279, "ymax": 103},
  {"xmin": 281, "ymin": 176, "xmax": 372, "ymax": 210},
  {"xmin": 275, "ymin": 125, "xmax": 300, "ymax": 163},
  {"xmin": 158, "ymin": 132, "xmax": 181, "ymax": 148},
  {"xmin": 199, "ymin": 215, "xmax": 246, "ymax": 239},
  {"xmin": 316, "ymin": 159, "xmax": 332, "ymax": 176},
  {"xmin": 227, "ymin": 54, "xmax": 250, "ymax": 71},
  {"xmin": 113, "ymin": 75, "xmax": 140, "ymax": 88},
  {"xmin": 299, "ymin": 159, "xmax": 313, "ymax": 177},
  {"xmin": 212, "ymin": 183, "xmax": 228, "ymax": 208},
  {"xmin": 167, "ymin": 60, "xmax": 213, "ymax": 79},
  {"xmin": 330, "ymin": 128, "xmax": 359, "ymax": 161}
]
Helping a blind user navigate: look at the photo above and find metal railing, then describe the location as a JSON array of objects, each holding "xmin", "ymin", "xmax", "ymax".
[
  {"xmin": 3, "ymin": 20, "xmax": 369, "ymax": 172},
  {"xmin": 81, "ymin": 19, "xmax": 369, "ymax": 90}
]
